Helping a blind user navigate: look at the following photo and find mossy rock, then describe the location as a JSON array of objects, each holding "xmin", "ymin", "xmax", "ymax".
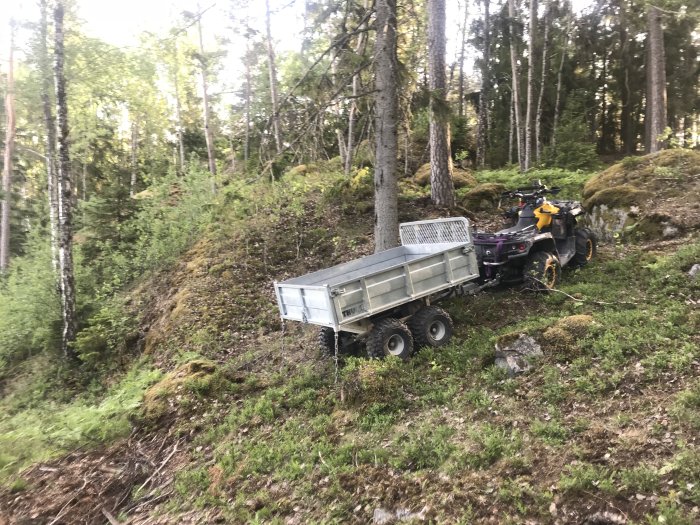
[
  {"xmin": 286, "ymin": 164, "xmax": 309, "ymax": 176},
  {"xmin": 583, "ymin": 149, "xmax": 700, "ymax": 202},
  {"xmin": 461, "ymin": 182, "xmax": 507, "ymax": 210},
  {"xmin": 413, "ymin": 163, "xmax": 476, "ymax": 189},
  {"xmin": 354, "ymin": 139, "xmax": 374, "ymax": 168},
  {"xmin": 143, "ymin": 360, "xmax": 217, "ymax": 420},
  {"xmin": 582, "ymin": 184, "xmax": 652, "ymax": 210},
  {"xmin": 541, "ymin": 315, "xmax": 595, "ymax": 353},
  {"xmin": 582, "ymin": 149, "xmax": 700, "ymax": 241}
]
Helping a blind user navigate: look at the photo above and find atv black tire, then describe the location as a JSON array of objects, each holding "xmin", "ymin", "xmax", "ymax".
[
  {"xmin": 408, "ymin": 306, "xmax": 454, "ymax": 349},
  {"xmin": 318, "ymin": 327, "xmax": 359, "ymax": 356},
  {"xmin": 573, "ymin": 228, "xmax": 597, "ymax": 267},
  {"xmin": 523, "ymin": 251, "xmax": 561, "ymax": 290},
  {"xmin": 366, "ymin": 318, "xmax": 414, "ymax": 360}
]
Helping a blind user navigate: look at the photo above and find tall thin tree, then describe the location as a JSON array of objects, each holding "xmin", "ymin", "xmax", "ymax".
[
  {"xmin": 524, "ymin": 0, "xmax": 537, "ymax": 170},
  {"xmin": 508, "ymin": 0, "xmax": 525, "ymax": 171},
  {"xmin": 373, "ymin": 0, "xmax": 400, "ymax": 252},
  {"xmin": 428, "ymin": 0, "xmax": 455, "ymax": 208},
  {"xmin": 54, "ymin": 2, "xmax": 77, "ymax": 359},
  {"xmin": 535, "ymin": 0, "xmax": 550, "ymax": 163},
  {"xmin": 265, "ymin": 0, "xmax": 283, "ymax": 155},
  {"xmin": 39, "ymin": 0, "xmax": 59, "ymax": 272},
  {"xmin": 476, "ymin": 0, "xmax": 491, "ymax": 168},
  {"xmin": 196, "ymin": 6, "xmax": 217, "ymax": 186},
  {"xmin": 646, "ymin": 5, "xmax": 667, "ymax": 153},
  {"xmin": 0, "ymin": 20, "xmax": 16, "ymax": 273}
]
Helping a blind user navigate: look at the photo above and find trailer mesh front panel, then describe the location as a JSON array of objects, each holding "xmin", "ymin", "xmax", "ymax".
[{"xmin": 400, "ymin": 217, "xmax": 471, "ymax": 246}]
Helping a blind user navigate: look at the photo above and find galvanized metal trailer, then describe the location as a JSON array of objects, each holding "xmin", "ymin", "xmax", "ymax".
[{"xmin": 273, "ymin": 218, "xmax": 482, "ymax": 359}]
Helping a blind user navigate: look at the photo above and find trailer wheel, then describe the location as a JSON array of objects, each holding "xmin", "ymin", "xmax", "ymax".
[
  {"xmin": 366, "ymin": 318, "xmax": 414, "ymax": 360},
  {"xmin": 318, "ymin": 327, "xmax": 359, "ymax": 356},
  {"xmin": 409, "ymin": 306, "xmax": 454, "ymax": 349}
]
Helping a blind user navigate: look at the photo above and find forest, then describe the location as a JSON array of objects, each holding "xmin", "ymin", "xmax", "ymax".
[{"xmin": 0, "ymin": 0, "xmax": 699, "ymax": 523}]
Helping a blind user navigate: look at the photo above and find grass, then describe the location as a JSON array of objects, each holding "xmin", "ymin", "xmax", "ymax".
[
  {"xmin": 0, "ymin": 359, "xmax": 161, "ymax": 483},
  {"xmin": 2, "ymin": 164, "xmax": 699, "ymax": 523}
]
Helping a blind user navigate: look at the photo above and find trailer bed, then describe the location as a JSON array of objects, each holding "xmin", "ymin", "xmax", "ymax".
[{"xmin": 274, "ymin": 218, "xmax": 479, "ymax": 332}]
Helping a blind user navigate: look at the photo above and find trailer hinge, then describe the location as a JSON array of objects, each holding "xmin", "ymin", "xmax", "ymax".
[
  {"xmin": 330, "ymin": 288, "xmax": 345, "ymax": 297},
  {"xmin": 462, "ymin": 245, "xmax": 475, "ymax": 254}
]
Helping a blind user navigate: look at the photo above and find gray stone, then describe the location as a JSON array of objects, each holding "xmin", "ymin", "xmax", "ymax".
[
  {"xmin": 689, "ymin": 264, "xmax": 700, "ymax": 279},
  {"xmin": 373, "ymin": 506, "xmax": 428, "ymax": 524},
  {"xmin": 662, "ymin": 224, "xmax": 680, "ymax": 238},
  {"xmin": 494, "ymin": 334, "xmax": 543, "ymax": 376}
]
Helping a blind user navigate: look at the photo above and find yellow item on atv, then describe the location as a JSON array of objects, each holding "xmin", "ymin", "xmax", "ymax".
[{"xmin": 533, "ymin": 201, "xmax": 560, "ymax": 230}]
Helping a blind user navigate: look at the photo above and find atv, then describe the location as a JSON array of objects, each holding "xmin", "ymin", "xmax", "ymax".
[{"xmin": 473, "ymin": 181, "xmax": 597, "ymax": 290}]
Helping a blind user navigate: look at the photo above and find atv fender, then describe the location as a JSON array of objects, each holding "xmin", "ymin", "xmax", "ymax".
[{"xmin": 529, "ymin": 234, "xmax": 557, "ymax": 256}]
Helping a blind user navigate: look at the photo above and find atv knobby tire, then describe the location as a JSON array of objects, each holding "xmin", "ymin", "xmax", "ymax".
[
  {"xmin": 524, "ymin": 251, "xmax": 561, "ymax": 290},
  {"xmin": 409, "ymin": 306, "xmax": 454, "ymax": 349},
  {"xmin": 366, "ymin": 318, "xmax": 414, "ymax": 360},
  {"xmin": 318, "ymin": 327, "xmax": 358, "ymax": 356},
  {"xmin": 573, "ymin": 228, "xmax": 597, "ymax": 267}
]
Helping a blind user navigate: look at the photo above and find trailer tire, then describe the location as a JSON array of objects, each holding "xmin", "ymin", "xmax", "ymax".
[
  {"xmin": 409, "ymin": 306, "xmax": 454, "ymax": 349},
  {"xmin": 573, "ymin": 228, "xmax": 597, "ymax": 267},
  {"xmin": 523, "ymin": 251, "xmax": 561, "ymax": 290},
  {"xmin": 318, "ymin": 327, "xmax": 359, "ymax": 356},
  {"xmin": 366, "ymin": 318, "xmax": 414, "ymax": 360}
]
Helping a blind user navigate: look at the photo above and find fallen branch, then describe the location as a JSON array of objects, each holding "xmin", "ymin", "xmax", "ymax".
[
  {"xmin": 527, "ymin": 278, "xmax": 638, "ymax": 306},
  {"xmin": 101, "ymin": 508, "xmax": 124, "ymax": 525},
  {"xmin": 136, "ymin": 442, "xmax": 179, "ymax": 495}
]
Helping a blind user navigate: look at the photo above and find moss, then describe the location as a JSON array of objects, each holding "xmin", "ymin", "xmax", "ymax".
[
  {"xmin": 286, "ymin": 164, "xmax": 309, "ymax": 176},
  {"xmin": 583, "ymin": 149, "xmax": 700, "ymax": 201},
  {"xmin": 582, "ymin": 184, "xmax": 652, "ymax": 210},
  {"xmin": 461, "ymin": 182, "xmax": 507, "ymax": 210},
  {"xmin": 413, "ymin": 163, "xmax": 431, "ymax": 186},
  {"xmin": 541, "ymin": 315, "xmax": 595, "ymax": 353},
  {"xmin": 142, "ymin": 360, "xmax": 217, "ymax": 420}
]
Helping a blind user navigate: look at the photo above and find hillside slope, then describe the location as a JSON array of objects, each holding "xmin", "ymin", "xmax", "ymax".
[{"xmin": 1, "ymin": 163, "xmax": 699, "ymax": 524}]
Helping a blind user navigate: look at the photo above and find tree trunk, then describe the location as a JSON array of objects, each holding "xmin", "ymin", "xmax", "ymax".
[
  {"xmin": 54, "ymin": 2, "xmax": 77, "ymax": 360},
  {"xmin": 509, "ymin": 90, "xmax": 514, "ymax": 165},
  {"xmin": 173, "ymin": 40, "xmax": 186, "ymax": 174},
  {"xmin": 428, "ymin": 0, "xmax": 455, "ymax": 208},
  {"xmin": 457, "ymin": 0, "xmax": 469, "ymax": 118},
  {"xmin": 508, "ymin": 0, "xmax": 524, "ymax": 171},
  {"xmin": 265, "ymin": 0, "xmax": 283, "ymax": 155},
  {"xmin": 345, "ymin": 0, "xmax": 370, "ymax": 175},
  {"xmin": 551, "ymin": 32, "xmax": 568, "ymax": 151},
  {"xmin": 524, "ymin": 0, "xmax": 536, "ymax": 170},
  {"xmin": 244, "ymin": 31, "xmax": 252, "ymax": 164},
  {"xmin": 39, "ymin": 0, "xmax": 59, "ymax": 272},
  {"xmin": 373, "ymin": 0, "xmax": 400, "ymax": 252},
  {"xmin": 476, "ymin": 0, "xmax": 491, "ymax": 168},
  {"xmin": 196, "ymin": 9, "xmax": 217, "ymax": 188},
  {"xmin": 0, "ymin": 21, "xmax": 15, "ymax": 273},
  {"xmin": 535, "ymin": 1, "xmax": 549, "ymax": 164},
  {"xmin": 646, "ymin": 5, "xmax": 667, "ymax": 153},
  {"xmin": 130, "ymin": 122, "xmax": 138, "ymax": 197}
]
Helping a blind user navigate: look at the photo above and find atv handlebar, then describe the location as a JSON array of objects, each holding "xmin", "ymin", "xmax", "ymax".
[{"xmin": 501, "ymin": 184, "xmax": 561, "ymax": 202}]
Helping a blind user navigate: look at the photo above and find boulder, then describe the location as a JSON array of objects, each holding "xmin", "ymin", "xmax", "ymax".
[
  {"xmin": 494, "ymin": 333, "xmax": 543, "ymax": 376},
  {"xmin": 413, "ymin": 163, "xmax": 477, "ymax": 188}
]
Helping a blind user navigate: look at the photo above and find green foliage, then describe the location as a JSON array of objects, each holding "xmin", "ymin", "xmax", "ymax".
[
  {"xmin": 0, "ymin": 238, "xmax": 61, "ymax": 370},
  {"xmin": 543, "ymin": 92, "xmax": 600, "ymax": 171},
  {"xmin": 0, "ymin": 362, "xmax": 161, "ymax": 483}
]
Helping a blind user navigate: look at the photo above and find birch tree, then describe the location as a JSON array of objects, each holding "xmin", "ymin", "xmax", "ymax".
[
  {"xmin": 427, "ymin": 0, "xmax": 455, "ymax": 208},
  {"xmin": 535, "ymin": 0, "xmax": 550, "ymax": 163},
  {"xmin": 54, "ymin": 2, "xmax": 77, "ymax": 359},
  {"xmin": 373, "ymin": 0, "xmax": 400, "ymax": 252},
  {"xmin": 38, "ymin": 0, "xmax": 59, "ymax": 271}
]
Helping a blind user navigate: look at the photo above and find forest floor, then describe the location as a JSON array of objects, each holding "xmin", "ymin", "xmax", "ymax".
[{"xmin": 1, "ymin": 161, "xmax": 699, "ymax": 524}]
